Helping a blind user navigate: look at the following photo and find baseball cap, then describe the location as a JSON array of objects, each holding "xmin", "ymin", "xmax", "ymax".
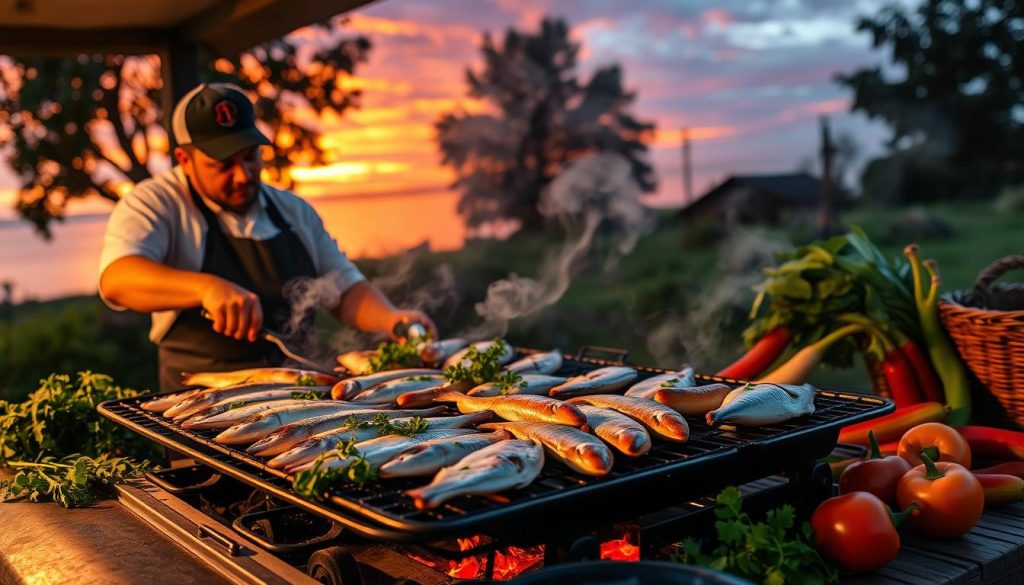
[{"xmin": 171, "ymin": 83, "xmax": 272, "ymax": 160}]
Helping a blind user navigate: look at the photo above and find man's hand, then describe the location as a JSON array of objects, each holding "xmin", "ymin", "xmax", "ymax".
[
  {"xmin": 201, "ymin": 278, "xmax": 263, "ymax": 342},
  {"xmin": 389, "ymin": 310, "xmax": 438, "ymax": 342}
]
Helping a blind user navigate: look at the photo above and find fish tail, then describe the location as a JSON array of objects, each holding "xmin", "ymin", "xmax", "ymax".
[{"xmin": 433, "ymin": 391, "xmax": 465, "ymax": 403}]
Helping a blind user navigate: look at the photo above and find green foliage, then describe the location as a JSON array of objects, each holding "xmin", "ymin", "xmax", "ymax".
[
  {"xmin": 292, "ymin": 437, "xmax": 377, "ymax": 498},
  {"xmin": 0, "ymin": 22, "xmax": 370, "ymax": 237},
  {"xmin": 1, "ymin": 454, "xmax": 147, "ymax": 508},
  {"xmin": 367, "ymin": 338, "xmax": 423, "ymax": 373},
  {"xmin": 0, "ymin": 371, "xmax": 162, "ymax": 466},
  {"xmin": 674, "ymin": 487, "xmax": 837, "ymax": 585},
  {"xmin": 436, "ymin": 17, "xmax": 656, "ymax": 231},
  {"xmin": 837, "ymin": 0, "xmax": 1024, "ymax": 202},
  {"xmin": 443, "ymin": 341, "xmax": 514, "ymax": 386}
]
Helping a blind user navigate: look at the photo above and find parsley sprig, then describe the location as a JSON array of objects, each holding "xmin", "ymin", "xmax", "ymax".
[
  {"xmin": 291, "ymin": 437, "xmax": 377, "ymax": 497},
  {"xmin": 443, "ymin": 340, "xmax": 516, "ymax": 386},
  {"xmin": 290, "ymin": 390, "xmax": 323, "ymax": 400},
  {"xmin": 339, "ymin": 412, "xmax": 428, "ymax": 437},
  {"xmin": 367, "ymin": 338, "xmax": 424, "ymax": 373},
  {"xmin": 1, "ymin": 453, "xmax": 148, "ymax": 508},
  {"xmin": 674, "ymin": 487, "xmax": 837, "ymax": 585}
]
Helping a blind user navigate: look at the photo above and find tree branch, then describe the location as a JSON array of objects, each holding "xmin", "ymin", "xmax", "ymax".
[{"xmin": 101, "ymin": 61, "xmax": 146, "ymax": 179}]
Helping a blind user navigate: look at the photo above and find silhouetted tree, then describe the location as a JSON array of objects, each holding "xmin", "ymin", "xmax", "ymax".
[
  {"xmin": 0, "ymin": 18, "xmax": 370, "ymax": 238},
  {"xmin": 437, "ymin": 18, "xmax": 657, "ymax": 232},
  {"xmin": 837, "ymin": 0, "xmax": 1024, "ymax": 202}
]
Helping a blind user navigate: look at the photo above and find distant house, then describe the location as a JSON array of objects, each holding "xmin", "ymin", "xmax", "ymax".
[{"xmin": 679, "ymin": 173, "xmax": 825, "ymax": 225}]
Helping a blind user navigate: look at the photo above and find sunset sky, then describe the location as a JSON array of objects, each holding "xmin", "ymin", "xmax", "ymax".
[{"xmin": 0, "ymin": 0, "xmax": 912, "ymax": 219}]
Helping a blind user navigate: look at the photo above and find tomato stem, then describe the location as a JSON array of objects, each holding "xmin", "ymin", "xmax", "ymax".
[
  {"xmin": 889, "ymin": 501, "xmax": 921, "ymax": 527},
  {"xmin": 920, "ymin": 451, "xmax": 945, "ymax": 480},
  {"xmin": 868, "ymin": 430, "xmax": 882, "ymax": 459},
  {"xmin": 920, "ymin": 445, "xmax": 940, "ymax": 463}
]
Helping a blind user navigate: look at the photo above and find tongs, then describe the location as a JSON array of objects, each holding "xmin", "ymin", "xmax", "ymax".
[{"xmin": 201, "ymin": 310, "xmax": 335, "ymax": 375}]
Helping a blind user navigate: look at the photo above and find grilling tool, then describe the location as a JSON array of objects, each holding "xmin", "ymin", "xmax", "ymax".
[{"xmin": 201, "ymin": 310, "xmax": 335, "ymax": 374}]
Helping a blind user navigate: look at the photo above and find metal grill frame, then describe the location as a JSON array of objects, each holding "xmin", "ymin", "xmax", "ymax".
[{"xmin": 98, "ymin": 350, "xmax": 892, "ymax": 542}]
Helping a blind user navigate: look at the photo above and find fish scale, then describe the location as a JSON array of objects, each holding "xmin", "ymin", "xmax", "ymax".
[
  {"xmin": 480, "ymin": 420, "xmax": 615, "ymax": 476},
  {"xmin": 406, "ymin": 440, "xmax": 544, "ymax": 510}
]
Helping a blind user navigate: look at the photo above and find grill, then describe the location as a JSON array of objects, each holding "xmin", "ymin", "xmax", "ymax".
[{"xmin": 98, "ymin": 347, "xmax": 891, "ymax": 548}]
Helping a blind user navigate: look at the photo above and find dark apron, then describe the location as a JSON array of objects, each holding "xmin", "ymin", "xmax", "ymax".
[{"xmin": 157, "ymin": 183, "xmax": 317, "ymax": 391}]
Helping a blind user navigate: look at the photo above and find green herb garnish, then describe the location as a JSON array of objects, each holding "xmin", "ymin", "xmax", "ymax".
[
  {"xmin": 291, "ymin": 437, "xmax": 378, "ymax": 497},
  {"xmin": 367, "ymin": 339, "xmax": 422, "ymax": 373},
  {"xmin": 296, "ymin": 374, "xmax": 317, "ymax": 386},
  {"xmin": 1, "ymin": 453, "xmax": 148, "ymax": 508},
  {"xmin": 673, "ymin": 486, "xmax": 836, "ymax": 584},
  {"xmin": 290, "ymin": 390, "xmax": 322, "ymax": 400},
  {"xmin": 443, "ymin": 340, "xmax": 510, "ymax": 385},
  {"xmin": 227, "ymin": 401, "xmax": 247, "ymax": 410},
  {"xmin": 660, "ymin": 378, "xmax": 680, "ymax": 388}
]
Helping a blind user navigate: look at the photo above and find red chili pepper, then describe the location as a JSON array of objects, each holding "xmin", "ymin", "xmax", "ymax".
[
  {"xmin": 897, "ymin": 337, "xmax": 945, "ymax": 404},
  {"xmin": 972, "ymin": 461, "xmax": 1024, "ymax": 478},
  {"xmin": 972, "ymin": 473, "xmax": 1024, "ymax": 506},
  {"xmin": 716, "ymin": 327, "xmax": 792, "ymax": 379},
  {"xmin": 956, "ymin": 426, "xmax": 1024, "ymax": 460},
  {"xmin": 882, "ymin": 346, "xmax": 924, "ymax": 408},
  {"xmin": 838, "ymin": 402, "xmax": 949, "ymax": 445}
]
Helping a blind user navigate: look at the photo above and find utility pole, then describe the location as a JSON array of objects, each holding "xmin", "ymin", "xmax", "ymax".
[
  {"xmin": 681, "ymin": 128, "xmax": 693, "ymax": 205},
  {"xmin": 818, "ymin": 116, "xmax": 836, "ymax": 237}
]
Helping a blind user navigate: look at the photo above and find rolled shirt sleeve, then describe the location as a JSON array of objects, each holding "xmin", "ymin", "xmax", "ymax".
[{"xmin": 97, "ymin": 188, "xmax": 172, "ymax": 309}]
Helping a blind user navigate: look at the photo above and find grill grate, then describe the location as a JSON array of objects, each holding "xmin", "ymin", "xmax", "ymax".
[{"xmin": 99, "ymin": 351, "xmax": 891, "ymax": 542}]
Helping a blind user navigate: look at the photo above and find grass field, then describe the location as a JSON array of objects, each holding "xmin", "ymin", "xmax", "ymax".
[{"xmin": 3, "ymin": 200, "xmax": 1022, "ymax": 401}]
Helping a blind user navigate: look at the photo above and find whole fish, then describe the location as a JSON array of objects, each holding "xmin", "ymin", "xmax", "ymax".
[
  {"xmin": 504, "ymin": 349, "xmax": 563, "ymax": 375},
  {"xmin": 395, "ymin": 380, "xmax": 474, "ymax": 408},
  {"xmin": 336, "ymin": 350, "xmax": 377, "ymax": 375},
  {"xmin": 419, "ymin": 338, "xmax": 469, "ymax": 365},
  {"xmin": 182, "ymin": 368, "xmax": 339, "ymax": 388},
  {"xmin": 378, "ymin": 431, "xmax": 511, "ymax": 479},
  {"xmin": 180, "ymin": 399, "xmax": 308, "ymax": 431},
  {"xmin": 268, "ymin": 412, "xmax": 493, "ymax": 470},
  {"xmin": 466, "ymin": 375, "xmax": 566, "ymax": 397},
  {"xmin": 246, "ymin": 406, "xmax": 449, "ymax": 456},
  {"xmin": 653, "ymin": 383, "xmax": 732, "ymax": 416},
  {"xmin": 442, "ymin": 340, "xmax": 514, "ymax": 370},
  {"xmin": 480, "ymin": 421, "xmax": 614, "ymax": 476},
  {"xmin": 331, "ymin": 368, "xmax": 440, "ymax": 400},
  {"xmin": 163, "ymin": 383, "xmax": 294, "ymax": 419},
  {"xmin": 568, "ymin": 395, "xmax": 689, "ymax": 443},
  {"xmin": 176, "ymin": 388, "xmax": 329, "ymax": 424},
  {"xmin": 350, "ymin": 374, "xmax": 448, "ymax": 405},
  {"xmin": 549, "ymin": 366, "xmax": 638, "ymax": 399},
  {"xmin": 706, "ymin": 383, "xmax": 816, "ymax": 427},
  {"xmin": 576, "ymin": 405, "xmax": 651, "ymax": 457},
  {"xmin": 215, "ymin": 402, "xmax": 384, "ymax": 445},
  {"xmin": 140, "ymin": 389, "xmax": 205, "ymax": 413},
  {"xmin": 436, "ymin": 391, "xmax": 588, "ymax": 429},
  {"xmin": 406, "ymin": 440, "xmax": 545, "ymax": 510},
  {"xmin": 624, "ymin": 368, "xmax": 696, "ymax": 399},
  {"xmin": 287, "ymin": 428, "xmax": 477, "ymax": 474}
]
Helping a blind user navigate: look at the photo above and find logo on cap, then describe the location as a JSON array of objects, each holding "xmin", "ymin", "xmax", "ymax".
[{"xmin": 214, "ymin": 100, "xmax": 238, "ymax": 128}]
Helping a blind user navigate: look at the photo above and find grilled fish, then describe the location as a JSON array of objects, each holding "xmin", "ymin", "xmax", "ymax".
[
  {"xmin": 350, "ymin": 374, "xmax": 448, "ymax": 405},
  {"xmin": 287, "ymin": 428, "xmax": 477, "ymax": 474},
  {"xmin": 140, "ymin": 389, "xmax": 205, "ymax": 413},
  {"xmin": 576, "ymin": 405, "xmax": 651, "ymax": 457},
  {"xmin": 268, "ymin": 412, "xmax": 493, "ymax": 469},
  {"xmin": 395, "ymin": 380, "xmax": 474, "ymax": 408},
  {"xmin": 706, "ymin": 383, "xmax": 816, "ymax": 427},
  {"xmin": 548, "ymin": 366, "xmax": 638, "ymax": 398},
  {"xmin": 180, "ymin": 399, "xmax": 309, "ymax": 431},
  {"xmin": 504, "ymin": 349, "xmax": 563, "ymax": 375},
  {"xmin": 653, "ymin": 383, "xmax": 732, "ymax": 416},
  {"xmin": 442, "ymin": 340, "xmax": 514, "ymax": 370},
  {"xmin": 624, "ymin": 368, "xmax": 696, "ymax": 399},
  {"xmin": 246, "ymin": 406, "xmax": 449, "ymax": 456},
  {"xmin": 419, "ymin": 338, "xmax": 469, "ymax": 365},
  {"xmin": 466, "ymin": 375, "xmax": 566, "ymax": 397},
  {"xmin": 406, "ymin": 440, "xmax": 545, "ymax": 510},
  {"xmin": 176, "ymin": 388, "xmax": 329, "ymax": 424},
  {"xmin": 182, "ymin": 368, "xmax": 339, "ymax": 388},
  {"xmin": 336, "ymin": 350, "xmax": 377, "ymax": 375},
  {"xmin": 436, "ymin": 392, "xmax": 588, "ymax": 429},
  {"xmin": 568, "ymin": 395, "xmax": 689, "ymax": 443},
  {"xmin": 215, "ymin": 402, "xmax": 383, "ymax": 445},
  {"xmin": 480, "ymin": 421, "xmax": 614, "ymax": 476},
  {"xmin": 163, "ymin": 383, "xmax": 294, "ymax": 419},
  {"xmin": 330, "ymin": 368, "xmax": 440, "ymax": 400},
  {"xmin": 378, "ymin": 431, "xmax": 511, "ymax": 478}
]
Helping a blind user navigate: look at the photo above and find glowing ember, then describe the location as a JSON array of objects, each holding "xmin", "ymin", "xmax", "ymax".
[
  {"xmin": 444, "ymin": 535, "xmax": 544, "ymax": 581},
  {"xmin": 600, "ymin": 537, "xmax": 640, "ymax": 561}
]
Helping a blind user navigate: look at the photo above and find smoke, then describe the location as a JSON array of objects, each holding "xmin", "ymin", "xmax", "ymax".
[
  {"xmin": 644, "ymin": 227, "xmax": 789, "ymax": 369},
  {"xmin": 468, "ymin": 152, "xmax": 654, "ymax": 338}
]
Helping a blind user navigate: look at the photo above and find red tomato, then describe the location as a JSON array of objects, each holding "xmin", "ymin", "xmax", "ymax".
[
  {"xmin": 840, "ymin": 431, "xmax": 913, "ymax": 506},
  {"xmin": 897, "ymin": 456, "xmax": 984, "ymax": 539},
  {"xmin": 897, "ymin": 422, "xmax": 972, "ymax": 468},
  {"xmin": 811, "ymin": 492, "xmax": 901, "ymax": 572}
]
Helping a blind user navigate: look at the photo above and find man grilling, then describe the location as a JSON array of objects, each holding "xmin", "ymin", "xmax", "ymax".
[{"xmin": 98, "ymin": 83, "xmax": 435, "ymax": 391}]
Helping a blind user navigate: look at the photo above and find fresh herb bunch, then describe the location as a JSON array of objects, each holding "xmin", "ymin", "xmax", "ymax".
[
  {"xmin": 674, "ymin": 487, "xmax": 837, "ymax": 585},
  {"xmin": 0, "ymin": 372, "xmax": 161, "ymax": 466},
  {"xmin": 443, "ymin": 340, "xmax": 511, "ymax": 385},
  {"xmin": 368, "ymin": 339, "xmax": 423, "ymax": 373},
  {"xmin": 340, "ymin": 413, "xmax": 428, "ymax": 437},
  {"xmin": 1, "ymin": 453, "xmax": 148, "ymax": 508},
  {"xmin": 291, "ymin": 437, "xmax": 377, "ymax": 498},
  {"xmin": 496, "ymin": 371, "xmax": 526, "ymax": 395}
]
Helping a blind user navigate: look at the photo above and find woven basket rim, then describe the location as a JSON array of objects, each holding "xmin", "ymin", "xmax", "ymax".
[{"xmin": 940, "ymin": 286, "xmax": 1024, "ymax": 318}]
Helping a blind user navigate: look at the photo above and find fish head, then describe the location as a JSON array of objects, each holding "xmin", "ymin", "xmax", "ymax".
[{"xmin": 575, "ymin": 443, "xmax": 614, "ymax": 475}]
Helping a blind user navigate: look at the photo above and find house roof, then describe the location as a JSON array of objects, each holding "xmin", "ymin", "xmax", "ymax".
[
  {"xmin": 0, "ymin": 0, "xmax": 376, "ymax": 57},
  {"xmin": 680, "ymin": 172, "xmax": 822, "ymax": 216}
]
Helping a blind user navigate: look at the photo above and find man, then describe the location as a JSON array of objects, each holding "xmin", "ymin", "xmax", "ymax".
[{"xmin": 99, "ymin": 83, "xmax": 435, "ymax": 391}]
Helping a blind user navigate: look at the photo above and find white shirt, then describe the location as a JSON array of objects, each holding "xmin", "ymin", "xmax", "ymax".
[{"xmin": 98, "ymin": 166, "xmax": 366, "ymax": 343}]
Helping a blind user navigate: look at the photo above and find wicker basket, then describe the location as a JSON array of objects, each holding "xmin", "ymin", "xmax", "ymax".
[{"xmin": 939, "ymin": 255, "xmax": 1024, "ymax": 429}]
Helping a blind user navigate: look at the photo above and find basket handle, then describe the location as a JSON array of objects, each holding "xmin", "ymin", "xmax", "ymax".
[{"xmin": 972, "ymin": 255, "xmax": 1024, "ymax": 305}]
